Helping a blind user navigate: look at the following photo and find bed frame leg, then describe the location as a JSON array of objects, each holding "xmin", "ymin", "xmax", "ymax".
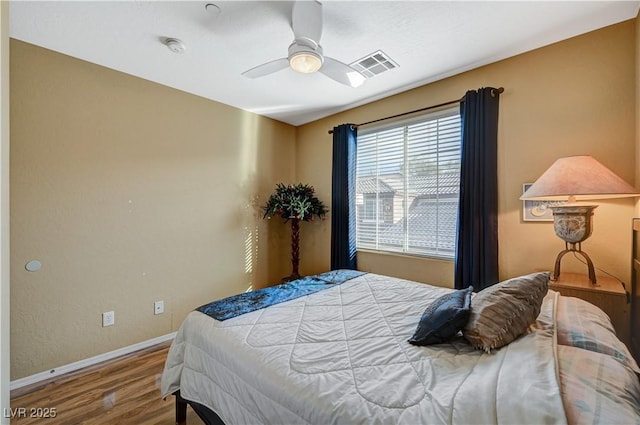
[{"xmin": 175, "ymin": 391, "xmax": 188, "ymax": 425}]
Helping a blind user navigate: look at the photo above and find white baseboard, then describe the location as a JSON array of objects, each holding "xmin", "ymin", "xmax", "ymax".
[{"xmin": 10, "ymin": 332, "xmax": 176, "ymax": 392}]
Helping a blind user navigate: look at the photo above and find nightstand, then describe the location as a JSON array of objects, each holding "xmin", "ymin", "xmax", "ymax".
[{"xmin": 549, "ymin": 272, "xmax": 630, "ymax": 346}]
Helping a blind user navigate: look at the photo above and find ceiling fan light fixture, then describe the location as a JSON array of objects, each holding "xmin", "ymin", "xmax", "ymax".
[{"xmin": 289, "ymin": 51, "xmax": 322, "ymax": 74}]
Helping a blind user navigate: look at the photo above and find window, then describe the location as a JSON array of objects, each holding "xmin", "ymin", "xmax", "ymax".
[
  {"xmin": 355, "ymin": 108, "xmax": 461, "ymax": 259},
  {"xmin": 362, "ymin": 194, "xmax": 393, "ymax": 223}
]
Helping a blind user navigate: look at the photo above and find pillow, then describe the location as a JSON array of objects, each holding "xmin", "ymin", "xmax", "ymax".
[
  {"xmin": 463, "ymin": 272, "xmax": 550, "ymax": 353},
  {"xmin": 408, "ymin": 286, "xmax": 473, "ymax": 346},
  {"xmin": 556, "ymin": 295, "xmax": 640, "ymax": 373},
  {"xmin": 557, "ymin": 345, "xmax": 640, "ymax": 425}
]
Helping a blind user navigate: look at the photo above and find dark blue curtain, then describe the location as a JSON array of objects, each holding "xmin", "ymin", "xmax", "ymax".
[
  {"xmin": 455, "ymin": 88, "xmax": 501, "ymax": 290},
  {"xmin": 331, "ymin": 124, "xmax": 357, "ymax": 270}
]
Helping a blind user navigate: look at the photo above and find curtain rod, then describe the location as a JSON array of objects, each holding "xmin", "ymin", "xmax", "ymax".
[{"xmin": 327, "ymin": 87, "xmax": 504, "ymax": 134}]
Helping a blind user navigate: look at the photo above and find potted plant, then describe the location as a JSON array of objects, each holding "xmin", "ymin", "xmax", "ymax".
[{"xmin": 263, "ymin": 183, "xmax": 328, "ymax": 281}]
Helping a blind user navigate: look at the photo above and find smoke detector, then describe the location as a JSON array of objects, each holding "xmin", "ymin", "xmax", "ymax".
[
  {"xmin": 205, "ymin": 3, "xmax": 221, "ymax": 17},
  {"xmin": 164, "ymin": 38, "xmax": 186, "ymax": 54}
]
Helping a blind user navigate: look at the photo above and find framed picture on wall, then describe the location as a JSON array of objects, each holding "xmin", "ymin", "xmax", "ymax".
[{"xmin": 522, "ymin": 183, "xmax": 563, "ymax": 222}]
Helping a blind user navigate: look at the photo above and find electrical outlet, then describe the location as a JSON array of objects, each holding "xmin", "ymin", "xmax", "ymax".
[
  {"xmin": 102, "ymin": 311, "xmax": 115, "ymax": 327},
  {"xmin": 154, "ymin": 300, "xmax": 164, "ymax": 315}
]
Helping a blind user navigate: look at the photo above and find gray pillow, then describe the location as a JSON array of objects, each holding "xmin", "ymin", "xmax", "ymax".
[
  {"xmin": 408, "ymin": 286, "xmax": 473, "ymax": 346},
  {"xmin": 463, "ymin": 272, "xmax": 550, "ymax": 352}
]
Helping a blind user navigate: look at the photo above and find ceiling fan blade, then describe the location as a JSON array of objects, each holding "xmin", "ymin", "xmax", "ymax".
[
  {"xmin": 320, "ymin": 57, "xmax": 366, "ymax": 87},
  {"xmin": 242, "ymin": 58, "xmax": 289, "ymax": 79},
  {"xmin": 292, "ymin": 0, "xmax": 323, "ymax": 44}
]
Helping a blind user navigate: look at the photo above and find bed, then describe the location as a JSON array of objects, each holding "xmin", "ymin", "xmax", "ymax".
[{"xmin": 161, "ymin": 270, "xmax": 640, "ymax": 425}]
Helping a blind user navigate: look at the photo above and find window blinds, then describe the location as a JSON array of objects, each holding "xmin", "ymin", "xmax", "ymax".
[{"xmin": 355, "ymin": 109, "xmax": 461, "ymax": 259}]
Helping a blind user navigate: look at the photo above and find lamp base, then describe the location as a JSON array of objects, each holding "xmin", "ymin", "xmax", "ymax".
[{"xmin": 553, "ymin": 241, "xmax": 597, "ymax": 286}]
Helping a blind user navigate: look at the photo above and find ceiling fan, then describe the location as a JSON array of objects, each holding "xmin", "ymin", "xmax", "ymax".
[{"xmin": 241, "ymin": 1, "xmax": 366, "ymax": 88}]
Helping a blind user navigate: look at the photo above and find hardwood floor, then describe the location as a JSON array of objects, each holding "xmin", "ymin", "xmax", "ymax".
[{"xmin": 10, "ymin": 344, "xmax": 205, "ymax": 425}]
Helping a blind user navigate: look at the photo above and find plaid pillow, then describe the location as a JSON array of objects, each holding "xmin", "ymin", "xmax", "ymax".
[
  {"xmin": 558, "ymin": 345, "xmax": 640, "ymax": 425},
  {"xmin": 556, "ymin": 295, "xmax": 639, "ymax": 373}
]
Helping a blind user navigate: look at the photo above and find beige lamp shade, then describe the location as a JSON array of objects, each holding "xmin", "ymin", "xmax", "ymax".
[{"xmin": 520, "ymin": 155, "xmax": 638, "ymax": 201}]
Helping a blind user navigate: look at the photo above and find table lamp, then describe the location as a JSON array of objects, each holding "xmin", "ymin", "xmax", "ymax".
[{"xmin": 520, "ymin": 155, "xmax": 638, "ymax": 285}]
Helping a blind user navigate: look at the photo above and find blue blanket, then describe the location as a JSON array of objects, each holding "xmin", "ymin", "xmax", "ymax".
[{"xmin": 196, "ymin": 269, "xmax": 365, "ymax": 321}]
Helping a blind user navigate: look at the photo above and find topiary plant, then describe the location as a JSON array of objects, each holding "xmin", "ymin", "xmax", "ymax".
[{"xmin": 263, "ymin": 183, "xmax": 328, "ymax": 280}]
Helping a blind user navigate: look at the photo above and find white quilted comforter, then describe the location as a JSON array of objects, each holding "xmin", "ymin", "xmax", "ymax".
[{"xmin": 161, "ymin": 273, "xmax": 567, "ymax": 424}]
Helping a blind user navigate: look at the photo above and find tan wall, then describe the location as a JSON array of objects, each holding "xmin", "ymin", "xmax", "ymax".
[
  {"xmin": 1, "ymin": 2, "xmax": 10, "ymax": 420},
  {"xmin": 10, "ymin": 40, "xmax": 296, "ymax": 379},
  {"xmin": 297, "ymin": 21, "xmax": 637, "ymax": 288},
  {"xmin": 636, "ymin": 12, "xmax": 640, "ymax": 215}
]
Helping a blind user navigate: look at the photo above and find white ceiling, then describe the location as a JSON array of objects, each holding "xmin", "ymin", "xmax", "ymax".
[{"xmin": 9, "ymin": 1, "xmax": 640, "ymax": 126}]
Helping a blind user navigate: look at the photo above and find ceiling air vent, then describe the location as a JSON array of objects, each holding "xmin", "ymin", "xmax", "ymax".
[{"xmin": 350, "ymin": 50, "xmax": 398, "ymax": 79}]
